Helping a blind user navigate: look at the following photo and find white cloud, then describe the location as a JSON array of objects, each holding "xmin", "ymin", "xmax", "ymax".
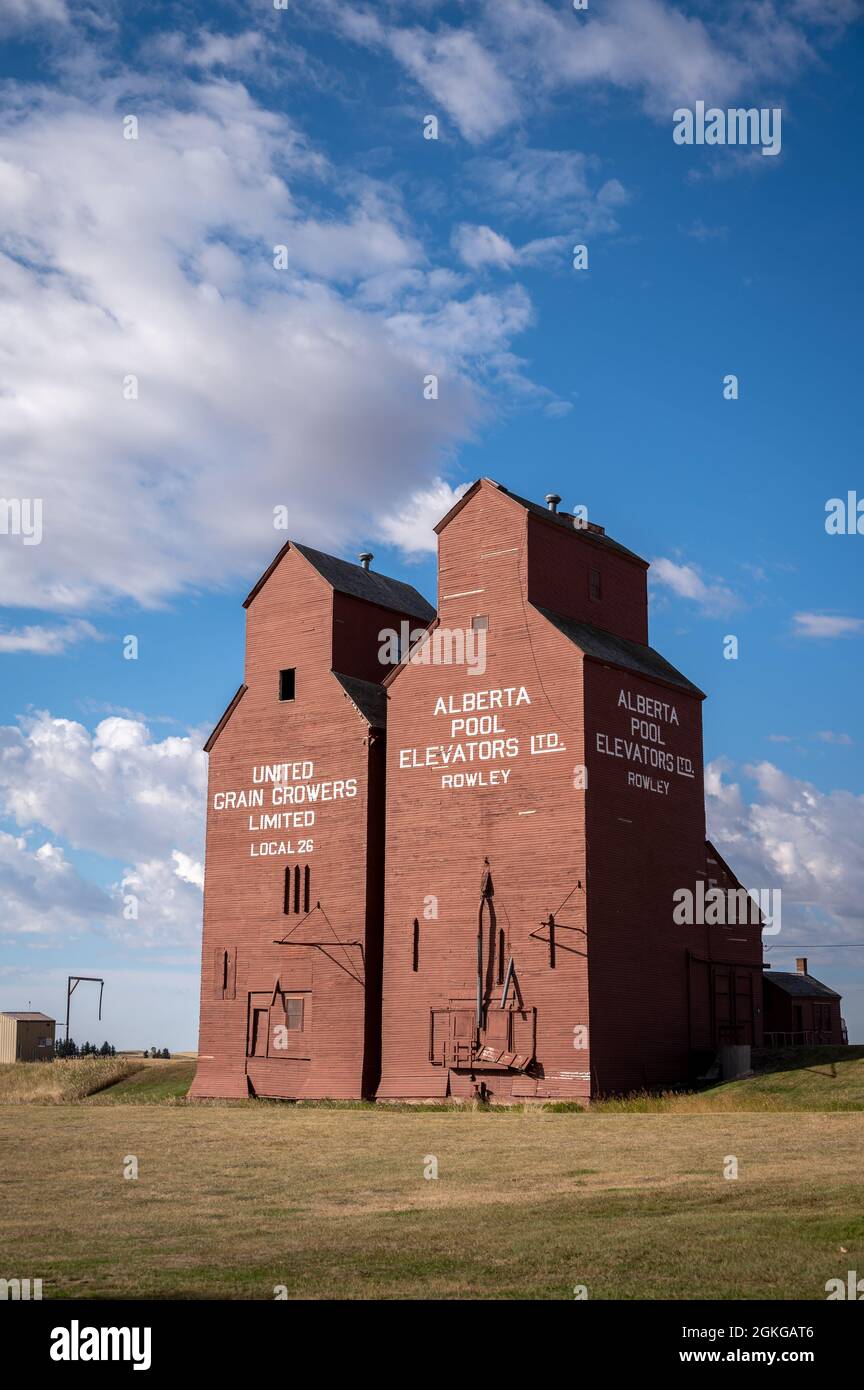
[
  {"xmin": 815, "ymin": 730, "xmax": 854, "ymax": 746},
  {"xmin": 0, "ymin": 830, "xmax": 109, "ymax": 935},
  {"xmin": 389, "ymin": 26, "xmax": 520, "ymax": 141},
  {"xmin": 0, "ymin": 619, "xmax": 101, "ymax": 655},
  {"xmin": 466, "ymin": 148, "xmax": 607, "ymax": 221},
  {"xmin": 0, "ymin": 712, "xmax": 207, "ymax": 861},
  {"xmin": 377, "ymin": 477, "xmax": 469, "ymax": 555},
  {"xmin": 451, "ymin": 223, "xmax": 581, "ymax": 274},
  {"xmin": 706, "ymin": 758, "xmax": 864, "ymax": 943},
  {"xmin": 0, "ymin": 712, "xmax": 207, "ymax": 944},
  {"xmin": 0, "ymin": 73, "xmax": 542, "ymax": 612},
  {"xmin": 340, "ymin": 12, "xmax": 520, "ymax": 141},
  {"xmin": 793, "ymin": 612, "xmax": 864, "ymax": 638},
  {"xmin": 650, "ymin": 557, "xmax": 739, "ymax": 615},
  {"xmin": 452, "ymin": 224, "xmax": 518, "ymax": 270},
  {"xmin": 334, "ymin": 0, "xmax": 860, "ymax": 141},
  {"xmin": 185, "ymin": 30, "xmax": 264, "ymax": 71},
  {"xmin": 0, "ymin": 0, "xmax": 69, "ymax": 34},
  {"xmin": 119, "ymin": 855, "xmax": 204, "ymax": 944}
]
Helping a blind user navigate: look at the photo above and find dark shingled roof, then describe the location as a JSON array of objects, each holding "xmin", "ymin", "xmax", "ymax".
[
  {"xmin": 333, "ymin": 672, "xmax": 388, "ymax": 728},
  {"xmin": 532, "ymin": 604, "xmax": 705, "ymax": 698},
  {"xmin": 2, "ymin": 1012, "xmax": 54, "ymax": 1021},
  {"xmin": 495, "ymin": 483, "xmax": 648, "ymax": 566},
  {"xmin": 763, "ymin": 972, "xmax": 840, "ymax": 1000},
  {"xmin": 293, "ymin": 543, "xmax": 435, "ymax": 621}
]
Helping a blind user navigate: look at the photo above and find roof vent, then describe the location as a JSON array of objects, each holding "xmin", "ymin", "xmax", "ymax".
[
  {"xmin": 358, "ymin": 552, "xmax": 373, "ymax": 571},
  {"xmin": 545, "ymin": 493, "xmax": 562, "ymax": 514},
  {"xmin": 796, "ymin": 956, "xmax": 808, "ymax": 976}
]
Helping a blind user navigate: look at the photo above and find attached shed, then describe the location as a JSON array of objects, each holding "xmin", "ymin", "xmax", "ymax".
[
  {"xmin": 0, "ymin": 1012, "xmax": 56, "ymax": 1063},
  {"xmin": 762, "ymin": 960, "xmax": 847, "ymax": 1046}
]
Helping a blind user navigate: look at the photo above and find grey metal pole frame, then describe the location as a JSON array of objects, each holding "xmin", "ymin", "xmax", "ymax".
[{"xmin": 64, "ymin": 976, "xmax": 105, "ymax": 1043}]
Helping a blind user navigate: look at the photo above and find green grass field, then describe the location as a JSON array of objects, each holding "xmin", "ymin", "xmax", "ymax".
[{"xmin": 0, "ymin": 1049, "xmax": 861, "ymax": 1300}]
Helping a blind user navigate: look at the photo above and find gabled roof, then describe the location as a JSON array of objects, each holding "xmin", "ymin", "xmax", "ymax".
[
  {"xmin": 332, "ymin": 672, "xmax": 388, "ymax": 729},
  {"xmin": 243, "ymin": 540, "xmax": 435, "ymax": 621},
  {"xmin": 2, "ymin": 1012, "xmax": 54, "ymax": 1021},
  {"xmin": 532, "ymin": 603, "xmax": 705, "ymax": 698},
  {"xmin": 204, "ymin": 684, "xmax": 247, "ymax": 754},
  {"xmin": 435, "ymin": 478, "xmax": 648, "ymax": 566},
  {"xmin": 763, "ymin": 972, "xmax": 841, "ymax": 1000}
]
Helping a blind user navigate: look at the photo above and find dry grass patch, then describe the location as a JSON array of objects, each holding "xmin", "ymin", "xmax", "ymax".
[{"xmin": 0, "ymin": 1058, "xmax": 137, "ymax": 1104}]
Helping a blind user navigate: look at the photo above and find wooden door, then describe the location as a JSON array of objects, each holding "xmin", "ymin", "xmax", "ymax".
[{"xmin": 250, "ymin": 1007, "xmax": 269, "ymax": 1058}]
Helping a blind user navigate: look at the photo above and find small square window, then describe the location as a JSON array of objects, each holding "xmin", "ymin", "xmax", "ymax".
[
  {"xmin": 279, "ymin": 668, "xmax": 296, "ymax": 701},
  {"xmin": 285, "ymin": 997, "xmax": 304, "ymax": 1031},
  {"xmin": 471, "ymin": 614, "xmax": 489, "ymax": 631},
  {"xmin": 589, "ymin": 570, "xmax": 602, "ymax": 602}
]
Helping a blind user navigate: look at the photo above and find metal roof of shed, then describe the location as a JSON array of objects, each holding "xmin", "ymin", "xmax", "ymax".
[{"xmin": 763, "ymin": 972, "xmax": 840, "ymax": 1000}]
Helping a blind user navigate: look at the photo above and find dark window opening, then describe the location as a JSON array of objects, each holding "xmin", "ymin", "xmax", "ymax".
[
  {"xmin": 279, "ymin": 668, "xmax": 296, "ymax": 701},
  {"xmin": 589, "ymin": 569, "xmax": 602, "ymax": 602},
  {"xmin": 471, "ymin": 614, "xmax": 489, "ymax": 632},
  {"xmin": 285, "ymin": 997, "xmax": 304, "ymax": 1031},
  {"xmin": 214, "ymin": 945, "xmax": 235, "ymax": 1000},
  {"xmin": 284, "ymin": 864, "xmax": 310, "ymax": 914},
  {"xmin": 497, "ymin": 929, "xmax": 505, "ymax": 985},
  {"xmin": 412, "ymin": 918, "xmax": 420, "ymax": 972}
]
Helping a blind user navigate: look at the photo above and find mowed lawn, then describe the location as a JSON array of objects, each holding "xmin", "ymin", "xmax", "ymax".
[{"xmin": 1, "ymin": 1104, "xmax": 861, "ymax": 1300}]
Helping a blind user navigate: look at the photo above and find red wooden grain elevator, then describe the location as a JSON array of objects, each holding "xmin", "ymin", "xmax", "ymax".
[
  {"xmin": 190, "ymin": 541, "xmax": 434, "ymax": 1099},
  {"xmin": 378, "ymin": 479, "xmax": 766, "ymax": 1100},
  {"xmin": 192, "ymin": 480, "xmax": 844, "ymax": 1103}
]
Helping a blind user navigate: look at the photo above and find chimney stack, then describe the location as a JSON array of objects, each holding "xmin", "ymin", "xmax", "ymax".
[
  {"xmin": 358, "ymin": 552, "xmax": 373, "ymax": 571},
  {"xmin": 545, "ymin": 493, "xmax": 561, "ymax": 514},
  {"xmin": 796, "ymin": 957, "xmax": 808, "ymax": 976}
]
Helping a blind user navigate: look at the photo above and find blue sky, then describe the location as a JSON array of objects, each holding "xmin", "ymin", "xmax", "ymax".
[{"xmin": 1, "ymin": 0, "xmax": 862, "ymax": 1048}]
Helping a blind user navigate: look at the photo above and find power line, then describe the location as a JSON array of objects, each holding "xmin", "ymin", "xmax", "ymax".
[{"xmin": 764, "ymin": 943, "xmax": 864, "ymax": 950}]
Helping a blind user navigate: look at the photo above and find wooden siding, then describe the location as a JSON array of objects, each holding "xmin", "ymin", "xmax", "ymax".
[{"xmin": 190, "ymin": 543, "xmax": 421, "ymax": 1100}]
